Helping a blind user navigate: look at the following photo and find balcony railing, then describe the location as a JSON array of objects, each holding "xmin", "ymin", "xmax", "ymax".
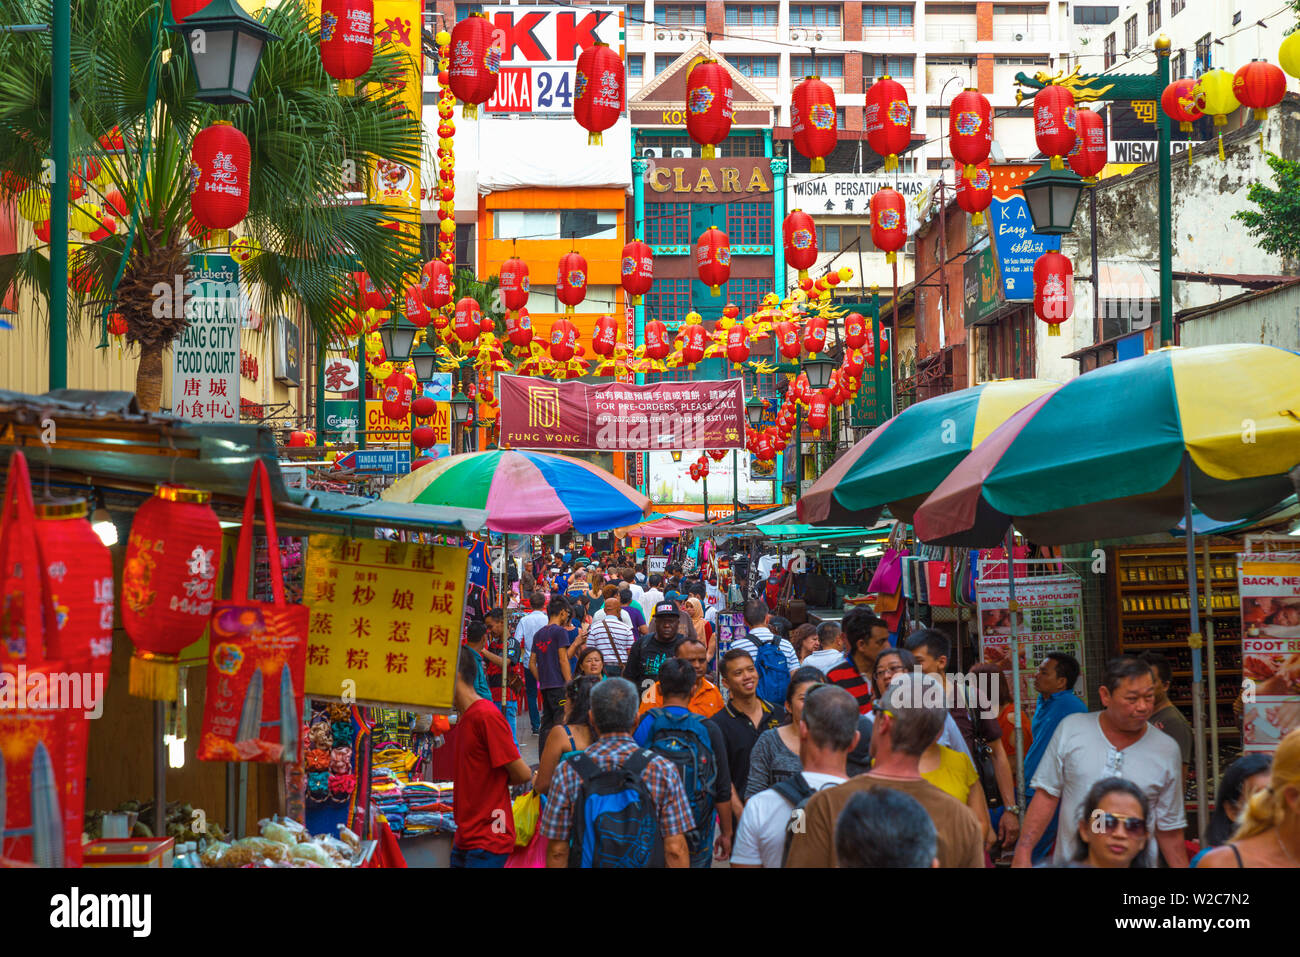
[{"xmin": 925, "ymin": 22, "xmax": 977, "ymax": 42}]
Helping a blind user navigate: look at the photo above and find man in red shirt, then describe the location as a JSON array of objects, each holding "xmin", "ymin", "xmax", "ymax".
[
  {"xmin": 824, "ymin": 608, "xmax": 891, "ymax": 715},
  {"xmin": 452, "ymin": 644, "xmax": 533, "ymax": 867}
]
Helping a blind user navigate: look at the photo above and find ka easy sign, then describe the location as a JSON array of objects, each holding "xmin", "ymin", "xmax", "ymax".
[{"xmin": 483, "ymin": 6, "xmax": 624, "ymax": 115}]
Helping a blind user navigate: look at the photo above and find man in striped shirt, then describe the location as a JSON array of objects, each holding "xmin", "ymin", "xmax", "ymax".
[
  {"xmin": 823, "ymin": 607, "xmax": 891, "ymax": 715},
  {"xmin": 589, "ymin": 595, "xmax": 637, "ymax": 677}
]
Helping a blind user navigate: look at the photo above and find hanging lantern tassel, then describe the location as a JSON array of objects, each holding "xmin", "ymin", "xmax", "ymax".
[
  {"xmin": 964, "ymin": 164, "xmax": 977, "ymax": 180},
  {"xmin": 884, "ymin": 154, "xmax": 897, "ymax": 173},
  {"xmin": 972, "ymin": 211, "xmax": 984, "ymax": 228},
  {"xmin": 589, "ymin": 132, "xmax": 602, "ymax": 146},
  {"xmin": 886, "ymin": 251, "xmax": 897, "ymax": 265},
  {"xmin": 1218, "ymin": 133, "xmax": 1225, "ymax": 162}
]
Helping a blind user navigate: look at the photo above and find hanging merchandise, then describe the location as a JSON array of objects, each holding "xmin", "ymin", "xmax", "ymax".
[
  {"xmin": 791, "ymin": 75, "xmax": 838, "ymax": 172},
  {"xmin": 954, "ymin": 161, "xmax": 992, "ymax": 227},
  {"xmin": 421, "ymin": 258, "xmax": 452, "ymax": 309},
  {"xmin": 448, "ymin": 13, "xmax": 501, "ymax": 119},
  {"xmin": 694, "ymin": 226, "xmax": 730, "ymax": 296},
  {"xmin": 948, "ymin": 88, "xmax": 993, "ymax": 178},
  {"xmin": 319, "ymin": 0, "xmax": 375, "ymax": 86},
  {"xmin": 500, "ymin": 256, "xmax": 530, "ymax": 316},
  {"xmin": 573, "ymin": 41, "xmax": 624, "ymax": 146},
  {"xmin": 783, "ymin": 209, "xmax": 818, "ymax": 282},
  {"xmin": 1161, "ymin": 78, "xmax": 1204, "ymax": 132},
  {"xmin": 556, "ymin": 251, "xmax": 588, "ymax": 314},
  {"xmin": 1033, "ymin": 84, "xmax": 1077, "ymax": 169},
  {"xmin": 189, "ymin": 122, "xmax": 250, "ymax": 229},
  {"xmin": 620, "ymin": 239, "xmax": 654, "ymax": 304},
  {"xmin": 685, "ymin": 59, "xmax": 733, "ymax": 158},
  {"xmin": 381, "ymin": 368, "xmax": 414, "ymax": 421},
  {"xmin": 870, "ymin": 188, "xmax": 907, "ymax": 265},
  {"xmin": 1067, "ymin": 108, "xmax": 1107, "ymax": 184},
  {"xmin": 1033, "ymin": 250, "xmax": 1074, "ymax": 337},
  {"xmin": 121, "ymin": 485, "xmax": 222, "ymax": 700},
  {"xmin": 864, "ymin": 75, "xmax": 912, "ymax": 172},
  {"xmin": 198, "ymin": 461, "xmax": 308, "ymax": 764},
  {"xmin": 1195, "ymin": 68, "xmax": 1241, "ymax": 160}
]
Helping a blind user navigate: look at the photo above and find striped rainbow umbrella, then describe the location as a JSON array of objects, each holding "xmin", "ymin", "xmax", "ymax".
[{"xmin": 382, "ymin": 449, "xmax": 650, "ymax": 534}]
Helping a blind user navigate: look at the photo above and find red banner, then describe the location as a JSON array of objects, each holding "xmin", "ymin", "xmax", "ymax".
[{"xmin": 498, "ymin": 375, "xmax": 745, "ymax": 451}]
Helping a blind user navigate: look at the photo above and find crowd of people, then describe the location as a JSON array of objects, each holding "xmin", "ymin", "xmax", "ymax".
[{"xmin": 444, "ymin": 550, "xmax": 1300, "ymax": 869}]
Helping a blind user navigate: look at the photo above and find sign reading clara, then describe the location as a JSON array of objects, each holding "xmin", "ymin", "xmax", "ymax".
[
  {"xmin": 498, "ymin": 375, "xmax": 745, "ymax": 451},
  {"xmin": 482, "ymin": 5, "xmax": 624, "ymax": 115}
]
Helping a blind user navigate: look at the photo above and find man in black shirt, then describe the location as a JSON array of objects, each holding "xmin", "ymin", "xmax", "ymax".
[
  {"xmin": 624, "ymin": 601, "xmax": 686, "ymax": 697},
  {"xmin": 714, "ymin": 648, "xmax": 786, "ymax": 824}
]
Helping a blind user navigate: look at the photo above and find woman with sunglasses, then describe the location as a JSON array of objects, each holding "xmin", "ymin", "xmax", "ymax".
[
  {"xmin": 1071, "ymin": 777, "xmax": 1151, "ymax": 868},
  {"xmin": 870, "ymin": 648, "xmax": 974, "ymax": 763}
]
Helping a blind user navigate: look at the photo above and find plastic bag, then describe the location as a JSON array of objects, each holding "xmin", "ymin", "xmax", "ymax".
[
  {"xmin": 512, "ymin": 791, "xmax": 540, "ymax": 847},
  {"xmin": 505, "ymin": 828, "xmax": 547, "ymax": 868}
]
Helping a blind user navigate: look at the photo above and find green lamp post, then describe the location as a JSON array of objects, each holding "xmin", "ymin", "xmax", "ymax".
[{"xmin": 168, "ymin": 0, "xmax": 280, "ymax": 105}]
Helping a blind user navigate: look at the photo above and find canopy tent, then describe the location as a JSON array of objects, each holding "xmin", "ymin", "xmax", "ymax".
[{"xmin": 614, "ymin": 515, "xmax": 699, "ymax": 539}]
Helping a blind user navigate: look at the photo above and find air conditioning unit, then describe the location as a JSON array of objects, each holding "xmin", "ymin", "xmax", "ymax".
[
  {"xmin": 656, "ymin": 30, "xmax": 666, "ymax": 39},
  {"xmin": 790, "ymin": 29, "xmax": 801, "ymax": 40},
  {"xmin": 642, "ymin": 147, "xmax": 664, "ymax": 158},
  {"xmin": 1014, "ymin": 32, "xmax": 1024, "ymax": 42},
  {"xmin": 670, "ymin": 147, "xmax": 691, "ymax": 158}
]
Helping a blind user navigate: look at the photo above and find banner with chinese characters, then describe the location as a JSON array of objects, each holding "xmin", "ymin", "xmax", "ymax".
[
  {"xmin": 371, "ymin": 1, "xmax": 422, "ymax": 257},
  {"xmin": 1238, "ymin": 558, "xmax": 1300, "ymax": 753},
  {"xmin": 989, "ymin": 166, "xmax": 1062, "ymax": 302},
  {"xmin": 171, "ymin": 254, "xmax": 241, "ymax": 421},
  {"xmin": 302, "ymin": 534, "xmax": 470, "ymax": 711}
]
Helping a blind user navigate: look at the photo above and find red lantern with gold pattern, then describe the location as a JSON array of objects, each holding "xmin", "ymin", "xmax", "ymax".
[
  {"xmin": 864, "ymin": 76, "xmax": 912, "ymax": 172},
  {"xmin": 803, "ymin": 314, "xmax": 829, "ymax": 355},
  {"xmin": 1067, "ymin": 108, "xmax": 1107, "ymax": 183},
  {"xmin": 549, "ymin": 316, "xmax": 578, "ymax": 363},
  {"xmin": 453, "ymin": 296, "xmax": 482, "ymax": 343},
  {"xmin": 1034, "ymin": 84, "xmax": 1078, "ymax": 169},
  {"xmin": 955, "ymin": 162, "xmax": 993, "ymax": 227},
  {"xmin": 871, "ymin": 187, "xmax": 908, "ymax": 265},
  {"xmin": 783, "ymin": 209, "xmax": 818, "ymax": 281},
  {"xmin": 806, "ymin": 390, "xmax": 830, "ymax": 432},
  {"xmin": 685, "ymin": 59, "xmax": 733, "ymax": 158},
  {"xmin": 843, "ymin": 312, "xmax": 867, "ymax": 350},
  {"xmin": 681, "ymin": 323, "xmax": 708, "ymax": 366},
  {"xmin": 644, "ymin": 319, "xmax": 671, "ymax": 360},
  {"xmin": 421, "ymin": 258, "xmax": 453, "ymax": 309},
  {"xmin": 189, "ymin": 122, "xmax": 250, "ymax": 229},
  {"xmin": 593, "ymin": 314, "xmax": 619, "ymax": 357},
  {"xmin": 319, "ymin": 0, "xmax": 374, "ymax": 81},
  {"xmin": 841, "ymin": 348, "xmax": 866, "ymax": 381},
  {"xmin": 949, "ymin": 88, "xmax": 993, "ymax": 179},
  {"xmin": 505, "ymin": 308, "xmax": 533, "ymax": 349},
  {"xmin": 774, "ymin": 320, "xmax": 801, "ymax": 360},
  {"xmin": 1033, "ymin": 250, "xmax": 1074, "ymax": 337},
  {"xmin": 449, "ymin": 13, "xmax": 501, "ymax": 119},
  {"xmin": 500, "ymin": 256, "xmax": 530, "ymax": 313},
  {"xmin": 556, "ymin": 251, "xmax": 588, "ymax": 314},
  {"xmin": 121, "ymin": 486, "xmax": 222, "ymax": 699},
  {"xmin": 792, "ymin": 75, "xmax": 838, "ymax": 173},
  {"xmin": 1234, "ymin": 59, "xmax": 1288, "ymax": 122},
  {"xmin": 403, "ymin": 285, "xmax": 431, "ymax": 328},
  {"xmin": 621, "ymin": 240, "xmax": 654, "ymax": 304},
  {"xmin": 573, "ymin": 42, "xmax": 625, "ymax": 146},
  {"xmin": 726, "ymin": 325, "xmax": 751, "ymax": 367},
  {"xmin": 694, "ymin": 226, "xmax": 730, "ymax": 296},
  {"xmin": 35, "ymin": 499, "xmax": 113, "ymax": 686},
  {"xmin": 382, "ymin": 368, "xmax": 413, "ymax": 420},
  {"xmin": 1161, "ymin": 78, "xmax": 1204, "ymax": 132}
]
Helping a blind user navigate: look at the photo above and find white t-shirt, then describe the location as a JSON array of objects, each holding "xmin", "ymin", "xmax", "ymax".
[
  {"xmin": 643, "ymin": 588, "xmax": 665, "ymax": 610},
  {"xmin": 705, "ymin": 582, "xmax": 723, "ymax": 611},
  {"xmin": 588, "ymin": 613, "xmax": 637, "ymax": 665},
  {"xmin": 731, "ymin": 772, "xmax": 847, "ymax": 868},
  {"xmin": 729, "ymin": 627, "xmax": 800, "ymax": 673},
  {"xmin": 627, "ymin": 582, "xmax": 645, "ymax": 606},
  {"xmin": 513, "ymin": 609, "xmax": 548, "ymax": 659},
  {"xmin": 800, "ymin": 648, "xmax": 844, "ymax": 675},
  {"xmin": 1031, "ymin": 711, "xmax": 1185, "ymax": 867}
]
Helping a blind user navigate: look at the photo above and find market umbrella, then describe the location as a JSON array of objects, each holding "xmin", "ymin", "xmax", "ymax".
[
  {"xmin": 913, "ymin": 343, "xmax": 1300, "ymax": 841},
  {"xmin": 615, "ymin": 515, "xmax": 698, "ymax": 539},
  {"xmin": 797, "ymin": 378, "xmax": 1060, "ymax": 526}
]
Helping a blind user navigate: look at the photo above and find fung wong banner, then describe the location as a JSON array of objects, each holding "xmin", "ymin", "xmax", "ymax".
[{"xmin": 498, "ymin": 375, "xmax": 745, "ymax": 451}]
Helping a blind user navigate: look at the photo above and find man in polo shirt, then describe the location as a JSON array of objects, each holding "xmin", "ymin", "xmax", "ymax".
[
  {"xmin": 715, "ymin": 649, "xmax": 786, "ymax": 822},
  {"xmin": 638, "ymin": 636, "xmax": 725, "ymax": 719},
  {"xmin": 1022, "ymin": 651, "xmax": 1089, "ymax": 863},
  {"xmin": 823, "ymin": 608, "xmax": 891, "ymax": 715},
  {"xmin": 624, "ymin": 601, "xmax": 687, "ymax": 697},
  {"xmin": 727, "ymin": 599, "xmax": 799, "ymax": 674}
]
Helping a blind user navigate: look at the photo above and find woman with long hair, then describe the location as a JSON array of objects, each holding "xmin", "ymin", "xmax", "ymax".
[
  {"xmin": 1190, "ymin": 753, "xmax": 1272, "ymax": 866},
  {"xmin": 1199, "ymin": 728, "xmax": 1300, "ymax": 867},
  {"xmin": 744, "ymin": 667, "xmax": 825, "ymax": 799},
  {"xmin": 532, "ymin": 675, "xmax": 601, "ymax": 796},
  {"xmin": 1070, "ymin": 778, "xmax": 1151, "ymax": 868}
]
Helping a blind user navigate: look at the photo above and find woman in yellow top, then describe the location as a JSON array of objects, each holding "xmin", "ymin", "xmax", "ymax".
[{"xmin": 919, "ymin": 738, "xmax": 995, "ymax": 851}]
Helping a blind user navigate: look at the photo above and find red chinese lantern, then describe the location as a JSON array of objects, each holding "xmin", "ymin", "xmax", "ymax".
[
  {"xmin": 864, "ymin": 76, "xmax": 912, "ymax": 172},
  {"xmin": 791, "ymin": 75, "xmax": 838, "ymax": 173},
  {"xmin": 774, "ymin": 320, "xmax": 801, "ymax": 361},
  {"xmin": 500, "ymin": 256, "xmax": 530, "ymax": 313},
  {"xmin": 1233, "ymin": 59, "xmax": 1287, "ymax": 122},
  {"xmin": 949, "ymin": 88, "xmax": 993, "ymax": 179},
  {"xmin": 35, "ymin": 219, "xmax": 51, "ymax": 243},
  {"xmin": 689, "ymin": 462, "xmax": 701, "ymax": 482},
  {"xmin": 1067, "ymin": 108, "xmax": 1107, "ymax": 183},
  {"xmin": 287, "ymin": 430, "xmax": 315, "ymax": 447},
  {"xmin": 870, "ymin": 188, "xmax": 908, "ymax": 265},
  {"xmin": 35, "ymin": 499, "xmax": 114, "ymax": 681},
  {"xmin": 103, "ymin": 188, "xmax": 127, "ymax": 219},
  {"xmin": 783, "ymin": 209, "xmax": 818, "ymax": 281},
  {"xmin": 681, "ymin": 323, "xmax": 708, "ymax": 367},
  {"xmin": 403, "ymin": 285, "xmax": 431, "ymax": 328},
  {"xmin": 843, "ymin": 312, "xmax": 867, "ymax": 350},
  {"xmin": 556, "ymin": 251, "xmax": 588, "ymax": 313},
  {"xmin": 807, "ymin": 390, "xmax": 830, "ymax": 432},
  {"xmin": 479, "ymin": 313, "xmax": 495, "ymax": 335},
  {"xmin": 685, "ymin": 59, "xmax": 733, "ymax": 158},
  {"xmin": 412, "ymin": 395, "xmax": 436, "ymax": 418},
  {"xmin": 107, "ymin": 312, "xmax": 127, "ymax": 336},
  {"xmin": 803, "ymin": 314, "xmax": 829, "ymax": 355},
  {"xmin": 412, "ymin": 426, "xmax": 436, "ymax": 450},
  {"xmin": 189, "ymin": 122, "xmax": 250, "ymax": 229},
  {"xmin": 754, "ymin": 432, "xmax": 774, "ymax": 461},
  {"xmin": 1161, "ymin": 78, "xmax": 1204, "ymax": 133},
  {"xmin": 422, "ymin": 258, "xmax": 453, "ymax": 309},
  {"xmin": 88, "ymin": 212, "xmax": 117, "ymax": 243},
  {"xmin": 364, "ymin": 275, "xmax": 391, "ymax": 310},
  {"xmin": 549, "ymin": 317, "xmax": 578, "ymax": 363},
  {"xmin": 726, "ymin": 325, "xmax": 751, "ymax": 367},
  {"xmin": 448, "ymin": 13, "xmax": 501, "ymax": 119},
  {"xmin": 621, "ymin": 240, "xmax": 654, "ymax": 304},
  {"xmin": 697, "ymin": 458, "xmax": 710, "ymax": 478},
  {"xmin": 319, "ymin": 0, "xmax": 374, "ymax": 82},
  {"xmin": 505, "ymin": 308, "xmax": 533, "ymax": 349},
  {"xmin": 381, "ymin": 369, "xmax": 413, "ymax": 421},
  {"xmin": 955, "ymin": 162, "xmax": 992, "ymax": 227},
  {"xmin": 1033, "ymin": 250, "xmax": 1074, "ymax": 337},
  {"xmin": 644, "ymin": 319, "xmax": 671, "ymax": 360},
  {"xmin": 169, "ymin": 0, "xmax": 209, "ymax": 25},
  {"xmin": 694, "ymin": 226, "xmax": 730, "ymax": 296},
  {"xmin": 453, "ymin": 296, "xmax": 482, "ymax": 343},
  {"xmin": 841, "ymin": 348, "xmax": 865, "ymax": 381},
  {"xmin": 1033, "ymin": 85, "xmax": 1077, "ymax": 170},
  {"xmin": 593, "ymin": 314, "xmax": 619, "ymax": 357},
  {"xmin": 573, "ymin": 42, "xmax": 624, "ymax": 146},
  {"xmin": 121, "ymin": 486, "xmax": 222, "ymax": 698}
]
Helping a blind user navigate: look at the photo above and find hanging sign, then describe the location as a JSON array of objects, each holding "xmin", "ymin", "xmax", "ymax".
[
  {"xmin": 171, "ymin": 254, "xmax": 241, "ymax": 421},
  {"xmin": 1238, "ymin": 557, "xmax": 1300, "ymax": 754}
]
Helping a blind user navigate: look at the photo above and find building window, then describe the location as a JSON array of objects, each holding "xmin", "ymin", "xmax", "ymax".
[
  {"xmin": 862, "ymin": 4, "xmax": 913, "ymax": 26},
  {"xmin": 994, "ymin": 57, "xmax": 1049, "ymax": 65},
  {"xmin": 492, "ymin": 210, "xmax": 617, "ymax": 241},
  {"xmin": 836, "ymin": 106, "xmax": 847, "ymax": 129},
  {"xmin": 1123, "ymin": 14, "xmax": 1138, "ymax": 54},
  {"xmin": 864, "ymin": 55, "xmax": 914, "ymax": 78},
  {"xmin": 660, "ymin": 3, "xmax": 705, "ymax": 25},
  {"xmin": 817, "ymin": 224, "xmax": 841, "ymax": 252},
  {"xmin": 1146, "ymin": 0, "xmax": 1160, "ymax": 34},
  {"xmin": 1073, "ymin": 5, "xmax": 1118, "ymax": 24},
  {"xmin": 718, "ymin": 136, "xmax": 766, "ymax": 157},
  {"xmin": 789, "ymin": 5, "xmax": 843, "ymax": 27},
  {"xmin": 1171, "ymin": 0, "xmax": 1185, "ymax": 15},
  {"xmin": 560, "ymin": 209, "xmax": 618, "ymax": 241},
  {"xmin": 454, "ymin": 3, "xmax": 482, "ymax": 21},
  {"xmin": 627, "ymin": 54, "xmax": 644, "ymax": 78},
  {"xmin": 1195, "ymin": 33, "xmax": 1211, "ymax": 73},
  {"xmin": 1173, "ymin": 49, "xmax": 1187, "ymax": 78},
  {"xmin": 791, "ymin": 55, "xmax": 844, "ymax": 77},
  {"xmin": 644, "ymin": 279, "xmax": 693, "ymax": 327},
  {"xmin": 729, "ymin": 278, "xmax": 767, "ymax": 320},
  {"xmin": 815, "ymin": 223, "xmax": 873, "ymax": 253},
  {"xmin": 1104, "ymin": 33, "xmax": 1116, "ymax": 69},
  {"xmin": 644, "ymin": 203, "xmax": 691, "ymax": 246},
  {"xmin": 726, "ymin": 202, "xmax": 774, "ymax": 245},
  {"xmin": 724, "ymin": 4, "xmax": 778, "ymax": 26},
  {"xmin": 992, "ymin": 3, "xmax": 1047, "ymax": 13},
  {"xmin": 638, "ymin": 135, "xmax": 695, "ymax": 158},
  {"xmin": 730, "ymin": 54, "xmax": 780, "ymax": 77},
  {"xmin": 654, "ymin": 54, "xmax": 676, "ymax": 75},
  {"xmin": 1100, "ymin": 299, "xmax": 1157, "ymax": 341},
  {"xmin": 985, "ymin": 310, "xmax": 1036, "ymax": 380}
]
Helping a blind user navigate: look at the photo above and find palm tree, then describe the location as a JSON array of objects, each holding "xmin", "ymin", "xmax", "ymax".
[{"xmin": 0, "ymin": 0, "xmax": 424, "ymax": 410}]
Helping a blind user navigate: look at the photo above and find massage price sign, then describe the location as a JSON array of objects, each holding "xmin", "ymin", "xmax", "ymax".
[
  {"xmin": 1238, "ymin": 558, "xmax": 1300, "ymax": 754},
  {"xmin": 303, "ymin": 535, "xmax": 470, "ymax": 712}
]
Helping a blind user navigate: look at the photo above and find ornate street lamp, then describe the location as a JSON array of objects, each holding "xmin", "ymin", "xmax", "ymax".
[
  {"xmin": 410, "ymin": 340, "xmax": 438, "ymax": 382},
  {"xmin": 801, "ymin": 354, "xmax": 835, "ymax": 391},
  {"xmin": 745, "ymin": 388, "xmax": 766, "ymax": 429},
  {"xmin": 171, "ymin": 0, "xmax": 280, "ymax": 105},
  {"xmin": 378, "ymin": 320, "xmax": 416, "ymax": 364},
  {"xmin": 1019, "ymin": 163, "xmax": 1085, "ymax": 236}
]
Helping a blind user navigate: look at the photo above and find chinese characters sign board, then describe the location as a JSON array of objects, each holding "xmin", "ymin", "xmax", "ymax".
[
  {"xmin": 789, "ymin": 173, "xmax": 930, "ymax": 215},
  {"xmin": 989, "ymin": 165, "xmax": 1062, "ymax": 302},
  {"xmin": 482, "ymin": 6, "xmax": 624, "ymax": 115},
  {"xmin": 303, "ymin": 535, "xmax": 470, "ymax": 711},
  {"xmin": 171, "ymin": 254, "xmax": 241, "ymax": 422}
]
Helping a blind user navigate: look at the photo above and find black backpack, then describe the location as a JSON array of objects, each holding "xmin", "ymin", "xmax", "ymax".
[
  {"xmin": 771, "ymin": 773, "xmax": 817, "ymax": 868},
  {"xmin": 568, "ymin": 750, "xmax": 662, "ymax": 868}
]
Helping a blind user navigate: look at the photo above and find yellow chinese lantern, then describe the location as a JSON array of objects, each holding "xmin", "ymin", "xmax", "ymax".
[
  {"xmin": 1280, "ymin": 32, "xmax": 1300, "ymax": 79},
  {"xmin": 1195, "ymin": 68, "xmax": 1240, "ymax": 160},
  {"xmin": 18, "ymin": 186, "xmax": 49, "ymax": 222}
]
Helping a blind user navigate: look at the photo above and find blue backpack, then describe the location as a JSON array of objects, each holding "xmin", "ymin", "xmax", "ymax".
[
  {"xmin": 568, "ymin": 750, "xmax": 661, "ymax": 868},
  {"xmin": 645, "ymin": 707, "xmax": 718, "ymax": 867},
  {"xmin": 751, "ymin": 634, "xmax": 790, "ymax": 704}
]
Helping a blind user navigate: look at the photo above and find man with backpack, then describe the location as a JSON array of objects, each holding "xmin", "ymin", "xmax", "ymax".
[
  {"xmin": 714, "ymin": 649, "xmax": 786, "ymax": 804},
  {"xmin": 623, "ymin": 602, "xmax": 687, "ymax": 697},
  {"xmin": 731, "ymin": 684, "xmax": 860, "ymax": 868},
  {"xmin": 538, "ymin": 678, "xmax": 694, "ymax": 868},
  {"xmin": 727, "ymin": 599, "xmax": 799, "ymax": 704},
  {"xmin": 633, "ymin": 659, "xmax": 734, "ymax": 866}
]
